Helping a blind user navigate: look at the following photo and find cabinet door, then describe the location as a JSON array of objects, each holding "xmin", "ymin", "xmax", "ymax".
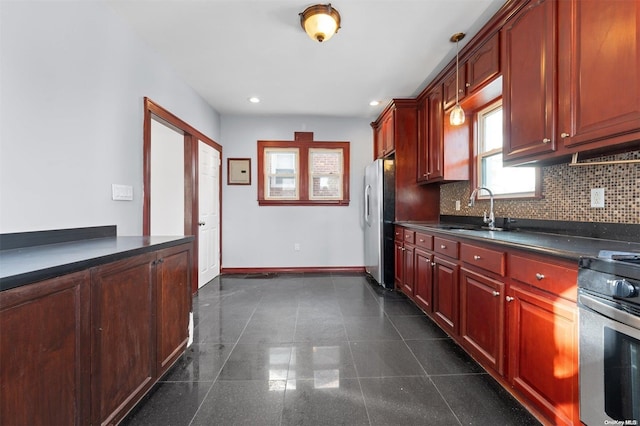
[
  {"xmin": 156, "ymin": 245, "xmax": 192, "ymax": 376},
  {"xmin": 459, "ymin": 268, "xmax": 504, "ymax": 375},
  {"xmin": 443, "ymin": 70, "xmax": 466, "ymax": 110},
  {"xmin": 558, "ymin": 0, "xmax": 640, "ymax": 149},
  {"xmin": 502, "ymin": 0, "xmax": 557, "ymax": 162},
  {"xmin": 0, "ymin": 272, "xmax": 90, "ymax": 426},
  {"xmin": 466, "ymin": 32, "xmax": 500, "ymax": 94},
  {"xmin": 394, "ymin": 240, "xmax": 404, "ymax": 292},
  {"xmin": 416, "ymin": 97, "xmax": 430, "ymax": 182},
  {"xmin": 91, "ymin": 253, "xmax": 156, "ymax": 426},
  {"xmin": 373, "ymin": 122, "xmax": 383, "ymax": 159},
  {"xmin": 507, "ymin": 285, "xmax": 579, "ymax": 426},
  {"xmin": 433, "ymin": 256, "xmax": 459, "ymax": 336},
  {"xmin": 414, "ymin": 249, "xmax": 433, "ymax": 313},
  {"xmin": 382, "ymin": 110, "xmax": 395, "ymax": 157},
  {"xmin": 427, "ymin": 85, "xmax": 444, "ymax": 180},
  {"xmin": 402, "ymin": 244, "xmax": 415, "ymax": 297}
]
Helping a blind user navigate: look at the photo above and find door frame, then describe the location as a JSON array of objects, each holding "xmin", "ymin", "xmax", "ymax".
[{"xmin": 143, "ymin": 97, "xmax": 222, "ymax": 294}]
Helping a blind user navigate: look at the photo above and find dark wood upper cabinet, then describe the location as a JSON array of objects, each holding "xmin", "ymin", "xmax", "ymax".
[
  {"xmin": 558, "ymin": 0, "xmax": 640, "ymax": 150},
  {"xmin": 502, "ymin": 0, "xmax": 557, "ymax": 164},
  {"xmin": 416, "ymin": 85, "xmax": 445, "ymax": 183},
  {"xmin": 444, "ymin": 32, "xmax": 501, "ymax": 111},
  {"xmin": 371, "ymin": 106, "xmax": 395, "ymax": 159}
]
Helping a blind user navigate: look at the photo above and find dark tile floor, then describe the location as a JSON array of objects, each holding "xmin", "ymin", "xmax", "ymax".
[{"xmin": 122, "ymin": 273, "xmax": 541, "ymax": 426}]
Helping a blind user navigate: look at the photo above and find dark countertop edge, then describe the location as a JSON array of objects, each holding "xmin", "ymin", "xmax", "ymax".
[
  {"xmin": 0, "ymin": 225, "xmax": 117, "ymax": 250},
  {"xmin": 395, "ymin": 221, "xmax": 638, "ymax": 263},
  {"xmin": 0, "ymin": 236, "xmax": 194, "ymax": 292}
]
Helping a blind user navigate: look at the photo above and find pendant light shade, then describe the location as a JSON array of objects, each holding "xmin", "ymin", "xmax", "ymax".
[
  {"xmin": 449, "ymin": 32, "xmax": 466, "ymax": 126},
  {"xmin": 300, "ymin": 4, "xmax": 341, "ymax": 43}
]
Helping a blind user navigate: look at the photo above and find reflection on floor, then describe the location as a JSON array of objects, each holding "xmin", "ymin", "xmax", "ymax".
[{"xmin": 122, "ymin": 273, "xmax": 541, "ymax": 426}]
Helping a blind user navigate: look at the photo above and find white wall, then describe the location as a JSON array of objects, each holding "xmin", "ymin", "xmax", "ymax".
[
  {"xmin": 220, "ymin": 115, "xmax": 372, "ymax": 269},
  {"xmin": 0, "ymin": 0, "xmax": 221, "ymax": 235},
  {"xmin": 150, "ymin": 119, "xmax": 184, "ymax": 236}
]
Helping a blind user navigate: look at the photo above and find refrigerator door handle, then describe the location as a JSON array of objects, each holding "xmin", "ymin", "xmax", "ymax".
[{"xmin": 364, "ymin": 184, "xmax": 371, "ymax": 226}]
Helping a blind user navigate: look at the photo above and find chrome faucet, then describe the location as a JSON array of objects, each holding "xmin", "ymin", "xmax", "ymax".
[{"xmin": 469, "ymin": 187, "xmax": 496, "ymax": 230}]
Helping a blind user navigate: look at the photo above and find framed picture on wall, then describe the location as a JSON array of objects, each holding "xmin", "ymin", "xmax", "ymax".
[{"xmin": 227, "ymin": 158, "xmax": 251, "ymax": 185}]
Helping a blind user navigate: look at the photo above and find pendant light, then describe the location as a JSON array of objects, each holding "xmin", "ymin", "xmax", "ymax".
[
  {"xmin": 449, "ymin": 32, "xmax": 466, "ymax": 126},
  {"xmin": 299, "ymin": 4, "xmax": 341, "ymax": 43}
]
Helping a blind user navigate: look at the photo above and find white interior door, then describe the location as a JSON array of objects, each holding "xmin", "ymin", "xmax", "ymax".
[{"xmin": 198, "ymin": 141, "xmax": 220, "ymax": 287}]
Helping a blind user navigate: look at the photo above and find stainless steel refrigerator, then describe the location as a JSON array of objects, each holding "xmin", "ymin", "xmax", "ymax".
[{"xmin": 363, "ymin": 157, "xmax": 395, "ymax": 288}]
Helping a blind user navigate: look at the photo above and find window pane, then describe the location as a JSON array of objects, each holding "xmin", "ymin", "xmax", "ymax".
[
  {"xmin": 482, "ymin": 107, "xmax": 503, "ymax": 152},
  {"xmin": 265, "ymin": 148, "xmax": 299, "ymax": 199},
  {"xmin": 482, "ymin": 153, "xmax": 536, "ymax": 195},
  {"xmin": 309, "ymin": 148, "xmax": 343, "ymax": 200}
]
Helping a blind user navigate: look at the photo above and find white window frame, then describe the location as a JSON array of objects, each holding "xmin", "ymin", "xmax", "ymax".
[
  {"xmin": 264, "ymin": 147, "xmax": 299, "ymax": 200},
  {"xmin": 308, "ymin": 148, "xmax": 344, "ymax": 201}
]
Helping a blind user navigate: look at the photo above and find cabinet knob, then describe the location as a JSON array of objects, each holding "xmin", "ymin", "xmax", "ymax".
[
  {"xmin": 419, "ymin": 239, "xmax": 425, "ymax": 242},
  {"xmin": 459, "ymin": 88, "xmax": 464, "ymax": 93},
  {"xmin": 506, "ymin": 296, "xmax": 514, "ymax": 302},
  {"xmin": 440, "ymin": 245, "xmax": 446, "ymax": 249},
  {"xmin": 465, "ymin": 82, "xmax": 471, "ymax": 87},
  {"xmin": 535, "ymin": 273, "xmax": 545, "ymax": 281},
  {"xmin": 431, "ymin": 262, "xmax": 436, "ymax": 267},
  {"xmin": 473, "ymin": 255, "xmax": 481, "ymax": 260},
  {"xmin": 560, "ymin": 132, "xmax": 570, "ymax": 138},
  {"xmin": 542, "ymin": 138, "xmax": 551, "ymax": 144},
  {"xmin": 492, "ymin": 291, "xmax": 500, "ymax": 297},
  {"xmin": 423, "ymin": 173, "xmax": 428, "ymax": 177}
]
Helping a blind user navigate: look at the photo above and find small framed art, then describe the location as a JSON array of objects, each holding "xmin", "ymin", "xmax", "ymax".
[{"xmin": 227, "ymin": 158, "xmax": 251, "ymax": 185}]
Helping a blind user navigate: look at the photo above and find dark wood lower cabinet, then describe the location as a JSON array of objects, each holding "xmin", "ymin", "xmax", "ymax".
[
  {"xmin": 459, "ymin": 267, "xmax": 505, "ymax": 375},
  {"xmin": 156, "ymin": 245, "xmax": 191, "ymax": 376},
  {"xmin": 0, "ymin": 242, "xmax": 192, "ymax": 426},
  {"xmin": 91, "ymin": 253, "xmax": 156, "ymax": 426},
  {"xmin": 433, "ymin": 256, "xmax": 459, "ymax": 336},
  {"xmin": 0, "ymin": 271, "xmax": 91, "ymax": 426},
  {"xmin": 507, "ymin": 284, "xmax": 579, "ymax": 426},
  {"xmin": 413, "ymin": 248, "xmax": 433, "ymax": 312}
]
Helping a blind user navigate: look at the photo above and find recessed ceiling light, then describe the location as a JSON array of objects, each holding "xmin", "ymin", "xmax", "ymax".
[
  {"xmin": 369, "ymin": 100, "xmax": 380, "ymax": 106},
  {"xmin": 248, "ymin": 97, "xmax": 260, "ymax": 103}
]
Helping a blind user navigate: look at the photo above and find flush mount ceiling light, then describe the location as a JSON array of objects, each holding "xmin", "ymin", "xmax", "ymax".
[
  {"xmin": 449, "ymin": 32, "xmax": 466, "ymax": 126},
  {"xmin": 299, "ymin": 3, "xmax": 341, "ymax": 43},
  {"xmin": 248, "ymin": 97, "xmax": 260, "ymax": 103}
]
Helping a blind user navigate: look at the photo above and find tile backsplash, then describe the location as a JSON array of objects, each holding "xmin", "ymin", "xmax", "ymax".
[{"xmin": 440, "ymin": 150, "xmax": 640, "ymax": 224}]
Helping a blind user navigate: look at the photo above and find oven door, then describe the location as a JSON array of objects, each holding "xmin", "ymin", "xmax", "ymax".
[{"xmin": 579, "ymin": 292, "xmax": 640, "ymax": 425}]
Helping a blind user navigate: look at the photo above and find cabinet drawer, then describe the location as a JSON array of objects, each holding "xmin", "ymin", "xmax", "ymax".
[
  {"xmin": 415, "ymin": 232, "xmax": 433, "ymax": 250},
  {"xmin": 509, "ymin": 254, "xmax": 578, "ymax": 301},
  {"xmin": 461, "ymin": 243, "xmax": 505, "ymax": 276},
  {"xmin": 434, "ymin": 237, "xmax": 459, "ymax": 259},
  {"xmin": 404, "ymin": 230, "xmax": 415, "ymax": 244},
  {"xmin": 394, "ymin": 226, "xmax": 404, "ymax": 242}
]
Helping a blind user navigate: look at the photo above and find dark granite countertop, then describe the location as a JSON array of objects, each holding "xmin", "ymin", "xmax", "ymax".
[
  {"xmin": 0, "ymin": 235, "xmax": 194, "ymax": 292},
  {"xmin": 395, "ymin": 221, "xmax": 640, "ymax": 262}
]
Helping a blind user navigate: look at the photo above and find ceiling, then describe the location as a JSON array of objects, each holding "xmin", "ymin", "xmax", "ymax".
[{"xmin": 106, "ymin": 0, "xmax": 506, "ymax": 119}]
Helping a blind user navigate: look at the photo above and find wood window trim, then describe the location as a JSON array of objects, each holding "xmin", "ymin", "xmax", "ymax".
[{"xmin": 257, "ymin": 133, "xmax": 350, "ymax": 206}]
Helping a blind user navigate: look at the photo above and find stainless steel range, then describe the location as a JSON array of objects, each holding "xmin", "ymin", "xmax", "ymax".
[{"xmin": 578, "ymin": 251, "xmax": 640, "ymax": 425}]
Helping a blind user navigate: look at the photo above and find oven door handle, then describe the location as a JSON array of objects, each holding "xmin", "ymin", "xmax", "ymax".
[{"xmin": 579, "ymin": 293, "xmax": 640, "ymax": 330}]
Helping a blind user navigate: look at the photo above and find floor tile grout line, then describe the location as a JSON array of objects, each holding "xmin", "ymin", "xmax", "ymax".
[
  {"xmin": 186, "ymin": 284, "xmax": 263, "ymax": 426},
  {"xmin": 279, "ymin": 277, "xmax": 303, "ymax": 426},
  {"xmin": 333, "ymin": 275, "xmax": 374, "ymax": 426}
]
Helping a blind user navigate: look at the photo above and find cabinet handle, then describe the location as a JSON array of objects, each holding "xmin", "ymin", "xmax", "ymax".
[
  {"xmin": 492, "ymin": 291, "xmax": 500, "ymax": 297},
  {"xmin": 535, "ymin": 273, "xmax": 545, "ymax": 281},
  {"xmin": 473, "ymin": 255, "xmax": 481, "ymax": 260},
  {"xmin": 423, "ymin": 173, "xmax": 428, "ymax": 177},
  {"xmin": 419, "ymin": 239, "xmax": 425, "ymax": 242},
  {"xmin": 560, "ymin": 132, "xmax": 570, "ymax": 138},
  {"xmin": 440, "ymin": 245, "xmax": 446, "ymax": 249},
  {"xmin": 506, "ymin": 296, "xmax": 514, "ymax": 302},
  {"xmin": 542, "ymin": 138, "xmax": 551, "ymax": 144}
]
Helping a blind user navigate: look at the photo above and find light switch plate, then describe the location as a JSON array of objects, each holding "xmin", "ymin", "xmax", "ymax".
[
  {"xmin": 590, "ymin": 188, "xmax": 605, "ymax": 208},
  {"xmin": 112, "ymin": 184, "xmax": 133, "ymax": 201}
]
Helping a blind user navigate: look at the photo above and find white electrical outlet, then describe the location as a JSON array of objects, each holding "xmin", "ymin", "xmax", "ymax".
[
  {"xmin": 590, "ymin": 188, "xmax": 605, "ymax": 208},
  {"xmin": 294, "ymin": 243, "xmax": 300, "ymax": 251},
  {"xmin": 455, "ymin": 200, "xmax": 461, "ymax": 211}
]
